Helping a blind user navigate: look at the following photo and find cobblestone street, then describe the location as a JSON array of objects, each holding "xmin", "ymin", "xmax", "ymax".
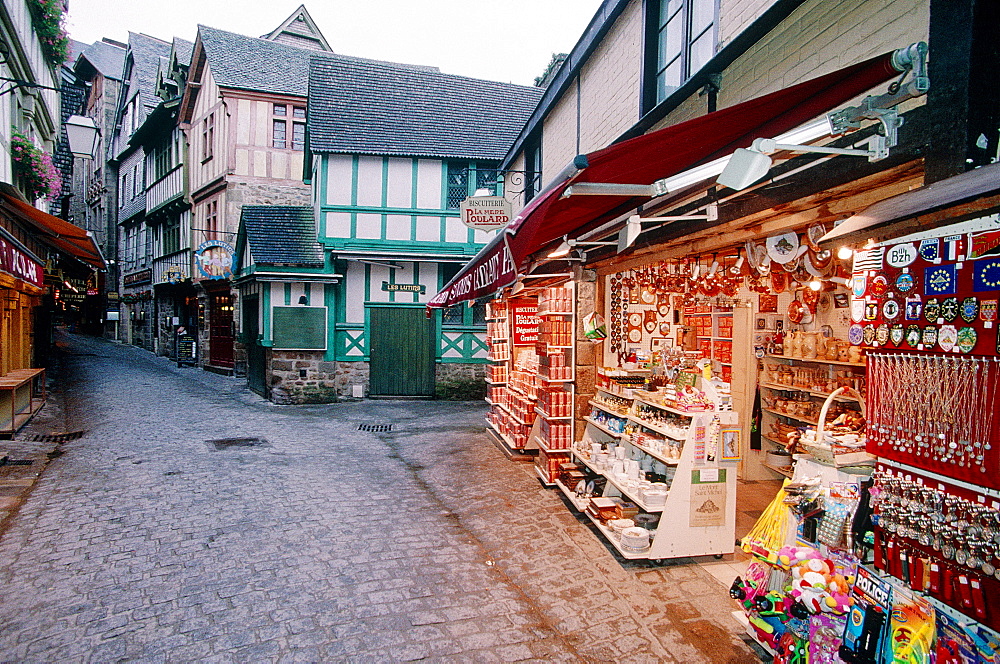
[{"xmin": 0, "ymin": 333, "xmax": 761, "ymax": 662}]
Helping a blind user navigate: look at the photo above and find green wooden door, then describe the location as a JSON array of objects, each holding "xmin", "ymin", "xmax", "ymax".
[
  {"xmin": 369, "ymin": 306, "xmax": 435, "ymax": 396},
  {"xmin": 243, "ymin": 296, "xmax": 266, "ymax": 396}
]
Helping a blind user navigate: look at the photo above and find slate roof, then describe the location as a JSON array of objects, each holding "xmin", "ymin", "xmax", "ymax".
[
  {"xmin": 173, "ymin": 38, "xmax": 195, "ymax": 68},
  {"xmin": 77, "ymin": 39, "xmax": 126, "ymax": 80},
  {"xmin": 241, "ymin": 206, "xmax": 324, "ymax": 266},
  {"xmin": 128, "ymin": 32, "xmax": 172, "ymax": 111},
  {"xmin": 307, "ymin": 54, "xmax": 544, "ymax": 160},
  {"xmin": 197, "ymin": 25, "xmax": 441, "ymax": 98}
]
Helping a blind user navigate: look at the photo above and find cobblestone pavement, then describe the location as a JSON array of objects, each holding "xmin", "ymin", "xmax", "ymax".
[{"xmin": 0, "ymin": 332, "xmax": 761, "ymax": 662}]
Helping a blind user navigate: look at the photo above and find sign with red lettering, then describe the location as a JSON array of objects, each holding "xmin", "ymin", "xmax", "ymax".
[
  {"xmin": 427, "ymin": 233, "xmax": 516, "ymax": 308},
  {"xmin": 0, "ymin": 233, "xmax": 43, "ymax": 287},
  {"xmin": 511, "ymin": 299, "xmax": 539, "ymax": 346},
  {"xmin": 459, "ymin": 196, "xmax": 511, "ymax": 231}
]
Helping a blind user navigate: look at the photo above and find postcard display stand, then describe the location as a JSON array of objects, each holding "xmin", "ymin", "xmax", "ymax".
[
  {"xmin": 558, "ymin": 377, "xmax": 739, "ymax": 562},
  {"xmin": 531, "ymin": 287, "xmax": 576, "ymax": 485},
  {"xmin": 485, "ymin": 297, "xmax": 541, "ymax": 456}
]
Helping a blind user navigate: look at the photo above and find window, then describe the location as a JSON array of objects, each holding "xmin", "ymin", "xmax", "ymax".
[
  {"xmin": 153, "ymin": 142, "xmax": 172, "ymax": 181},
  {"xmin": 201, "ymin": 112, "xmax": 215, "ymax": 160},
  {"xmin": 524, "ymin": 134, "xmax": 542, "ymax": 202},
  {"xmin": 272, "ymin": 119, "xmax": 287, "ymax": 149},
  {"xmin": 162, "ymin": 217, "xmax": 180, "ymax": 255},
  {"xmin": 273, "ymin": 104, "xmax": 286, "ymax": 116},
  {"xmin": 446, "ymin": 162, "xmax": 469, "ymax": 209},
  {"xmin": 205, "ymin": 199, "xmax": 219, "ymax": 239},
  {"xmin": 646, "ymin": 0, "xmax": 716, "ymax": 108},
  {"xmin": 293, "ymin": 106, "xmax": 306, "ymax": 119},
  {"xmin": 292, "ymin": 122, "xmax": 305, "ymax": 151}
]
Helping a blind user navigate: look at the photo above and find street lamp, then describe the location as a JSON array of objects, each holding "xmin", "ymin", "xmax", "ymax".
[{"xmin": 64, "ymin": 115, "xmax": 100, "ymax": 159}]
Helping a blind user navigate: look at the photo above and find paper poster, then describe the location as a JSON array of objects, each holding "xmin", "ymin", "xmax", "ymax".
[{"xmin": 690, "ymin": 470, "xmax": 726, "ymax": 527}]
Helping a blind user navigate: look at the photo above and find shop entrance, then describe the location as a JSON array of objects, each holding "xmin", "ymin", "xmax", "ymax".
[
  {"xmin": 243, "ymin": 296, "xmax": 265, "ymax": 396},
  {"xmin": 208, "ymin": 292, "xmax": 234, "ymax": 368},
  {"xmin": 368, "ymin": 306, "xmax": 435, "ymax": 397}
]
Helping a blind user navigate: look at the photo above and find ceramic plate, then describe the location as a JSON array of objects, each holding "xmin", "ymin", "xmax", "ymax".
[{"xmin": 766, "ymin": 232, "xmax": 800, "ymax": 264}]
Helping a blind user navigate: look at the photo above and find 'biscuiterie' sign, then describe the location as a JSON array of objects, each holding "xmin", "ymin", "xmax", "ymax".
[{"xmin": 459, "ymin": 196, "xmax": 511, "ymax": 231}]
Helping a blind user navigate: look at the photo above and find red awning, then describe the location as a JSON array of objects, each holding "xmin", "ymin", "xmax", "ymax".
[
  {"xmin": 0, "ymin": 193, "xmax": 106, "ymax": 269},
  {"xmin": 429, "ymin": 51, "xmax": 901, "ymax": 308}
]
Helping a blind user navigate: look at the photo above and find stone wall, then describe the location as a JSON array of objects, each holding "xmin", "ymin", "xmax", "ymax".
[{"xmin": 266, "ymin": 353, "xmax": 370, "ymax": 403}]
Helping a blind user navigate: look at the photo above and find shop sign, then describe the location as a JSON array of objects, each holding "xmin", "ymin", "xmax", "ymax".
[
  {"xmin": 175, "ymin": 328, "xmax": 197, "ymax": 367},
  {"xmin": 511, "ymin": 300, "xmax": 539, "ymax": 345},
  {"xmin": 427, "ymin": 235, "xmax": 516, "ymax": 307},
  {"xmin": 459, "ymin": 196, "xmax": 511, "ymax": 231},
  {"xmin": 195, "ymin": 241, "xmax": 236, "ymax": 280},
  {"xmin": 124, "ymin": 269, "xmax": 152, "ymax": 286},
  {"xmin": 381, "ymin": 282, "xmax": 425, "ymax": 294},
  {"xmin": 689, "ymin": 469, "xmax": 726, "ymax": 527},
  {"xmin": 0, "ymin": 235, "xmax": 42, "ymax": 287},
  {"xmin": 163, "ymin": 267, "xmax": 189, "ymax": 284},
  {"xmin": 106, "ymin": 291, "xmax": 119, "ymax": 302}
]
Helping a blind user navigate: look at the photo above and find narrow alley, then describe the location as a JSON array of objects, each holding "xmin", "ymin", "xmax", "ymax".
[{"xmin": 0, "ymin": 333, "xmax": 761, "ymax": 662}]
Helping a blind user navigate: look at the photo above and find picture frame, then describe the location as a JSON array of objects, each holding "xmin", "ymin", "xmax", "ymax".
[
  {"xmin": 833, "ymin": 292, "xmax": 851, "ymax": 308},
  {"xmin": 755, "ymin": 316, "xmax": 768, "ymax": 330},
  {"xmin": 758, "ymin": 293, "xmax": 778, "ymax": 313},
  {"xmin": 651, "ymin": 337, "xmax": 673, "ymax": 351},
  {"xmin": 775, "ymin": 319, "xmax": 784, "ymax": 332},
  {"xmin": 721, "ymin": 427, "xmax": 741, "ymax": 461}
]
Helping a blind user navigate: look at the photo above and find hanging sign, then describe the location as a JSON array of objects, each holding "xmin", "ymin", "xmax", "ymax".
[
  {"xmin": 459, "ymin": 196, "xmax": 511, "ymax": 231},
  {"xmin": 427, "ymin": 234, "xmax": 516, "ymax": 308},
  {"xmin": 195, "ymin": 241, "xmax": 236, "ymax": 280}
]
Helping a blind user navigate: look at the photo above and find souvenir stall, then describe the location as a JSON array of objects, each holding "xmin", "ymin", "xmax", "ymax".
[{"xmin": 732, "ymin": 211, "xmax": 1000, "ymax": 662}]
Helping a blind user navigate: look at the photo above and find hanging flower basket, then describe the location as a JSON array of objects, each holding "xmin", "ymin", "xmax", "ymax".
[
  {"xmin": 10, "ymin": 131, "xmax": 61, "ymax": 201},
  {"xmin": 27, "ymin": 0, "xmax": 69, "ymax": 67}
]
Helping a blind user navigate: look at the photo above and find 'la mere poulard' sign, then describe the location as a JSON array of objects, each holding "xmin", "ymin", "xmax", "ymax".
[
  {"xmin": 459, "ymin": 196, "xmax": 511, "ymax": 231},
  {"xmin": 0, "ymin": 232, "xmax": 43, "ymax": 288}
]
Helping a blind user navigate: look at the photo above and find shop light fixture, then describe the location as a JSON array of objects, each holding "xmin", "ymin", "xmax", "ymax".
[
  {"xmin": 808, "ymin": 279, "xmax": 823, "ymax": 291},
  {"xmin": 548, "ymin": 236, "xmax": 617, "ymax": 258},
  {"xmin": 617, "ymin": 204, "xmax": 719, "ymax": 253},
  {"xmin": 837, "ymin": 246, "xmax": 855, "ymax": 260},
  {"xmin": 510, "ymin": 272, "xmax": 573, "ymax": 295},
  {"xmin": 717, "ymin": 137, "xmax": 882, "ymax": 191}
]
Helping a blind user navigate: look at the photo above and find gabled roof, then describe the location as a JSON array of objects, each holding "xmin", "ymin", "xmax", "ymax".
[
  {"xmin": 172, "ymin": 37, "xmax": 195, "ymax": 69},
  {"xmin": 75, "ymin": 39, "xmax": 127, "ymax": 81},
  {"xmin": 128, "ymin": 32, "xmax": 173, "ymax": 111},
  {"xmin": 307, "ymin": 54, "xmax": 544, "ymax": 161},
  {"xmin": 240, "ymin": 206, "xmax": 324, "ymax": 266},
  {"xmin": 261, "ymin": 5, "xmax": 332, "ymax": 52},
  {"xmin": 198, "ymin": 25, "xmax": 315, "ymax": 96}
]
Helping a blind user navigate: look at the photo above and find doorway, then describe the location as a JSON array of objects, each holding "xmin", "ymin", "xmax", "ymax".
[
  {"xmin": 208, "ymin": 292, "xmax": 234, "ymax": 368},
  {"xmin": 368, "ymin": 306, "xmax": 435, "ymax": 396},
  {"xmin": 243, "ymin": 296, "xmax": 265, "ymax": 395}
]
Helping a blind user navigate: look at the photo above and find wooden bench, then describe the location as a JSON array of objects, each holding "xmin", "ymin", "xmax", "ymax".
[{"xmin": 0, "ymin": 368, "xmax": 46, "ymax": 437}]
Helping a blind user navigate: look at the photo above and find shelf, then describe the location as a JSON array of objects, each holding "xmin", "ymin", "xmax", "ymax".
[
  {"xmin": 765, "ymin": 354, "xmax": 866, "ymax": 368},
  {"xmin": 581, "ymin": 509, "xmax": 650, "ymax": 560},
  {"xmin": 763, "ymin": 462, "xmax": 794, "ymax": 478},
  {"xmin": 539, "ymin": 377, "xmax": 574, "ymax": 383},
  {"xmin": 484, "ymin": 379, "xmax": 507, "ymax": 385},
  {"xmin": 626, "ymin": 414, "xmax": 686, "ymax": 440},
  {"xmin": 583, "ymin": 416, "xmax": 624, "ymax": 438},
  {"xmin": 555, "ymin": 479, "xmax": 590, "ymax": 511},
  {"xmin": 630, "ymin": 441, "xmax": 682, "ymax": 468},
  {"xmin": 762, "ymin": 434, "xmax": 789, "ymax": 446},
  {"xmin": 588, "ymin": 400, "xmax": 630, "ymax": 417},
  {"xmin": 535, "ymin": 464, "xmax": 556, "ymax": 487},
  {"xmin": 760, "ymin": 382, "xmax": 863, "ymax": 401},
  {"xmin": 762, "ymin": 407, "xmax": 819, "ymax": 426},
  {"xmin": 633, "ymin": 397, "xmax": 699, "ymax": 418},
  {"xmin": 485, "ymin": 419, "xmax": 535, "ymax": 458},
  {"xmin": 602, "ymin": 473, "xmax": 665, "ymax": 513},
  {"xmin": 534, "ymin": 408, "xmax": 572, "ymax": 421},
  {"xmin": 538, "ymin": 310, "xmax": 573, "ymax": 316},
  {"xmin": 534, "ymin": 435, "xmax": 571, "ymax": 454},
  {"xmin": 596, "ymin": 387, "xmax": 636, "ymax": 400},
  {"xmin": 542, "ymin": 344, "xmax": 573, "ymax": 350}
]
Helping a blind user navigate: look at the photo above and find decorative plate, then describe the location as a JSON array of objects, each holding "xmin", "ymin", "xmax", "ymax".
[
  {"xmin": 895, "ymin": 272, "xmax": 916, "ymax": 293},
  {"xmin": 940, "ymin": 297, "xmax": 959, "ymax": 322},
  {"xmin": 766, "ymin": 232, "xmax": 800, "ymax": 264},
  {"xmin": 938, "ymin": 325, "xmax": 958, "ymax": 352},
  {"xmin": 851, "ymin": 299, "xmax": 865, "ymax": 323},
  {"xmin": 848, "ymin": 324, "xmax": 864, "ymax": 345},
  {"xmin": 875, "ymin": 324, "xmax": 889, "ymax": 345},
  {"xmin": 862, "ymin": 325, "xmax": 876, "ymax": 345},
  {"xmin": 754, "ymin": 244, "xmax": 771, "ymax": 276},
  {"xmin": 890, "ymin": 324, "xmax": 904, "ymax": 345},
  {"xmin": 852, "ymin": 274, "xmax": 867, "ymax": 298},
  {"xmin": 628, "ymin": 328, "xmax": 642, "ymax": 343},
  {"xmin": 641, "ymin": 289, "xmax": 655, "ymax": 304},
  {"xmin": 771, "ymin": 270, "xmax": 788, "ymax": 293},
  {"xmin": 905, "ymin": 325, "xmax": 921, "ymax": 347},
  {"xmin": 957, "ymin": 327, "xmax": 977, "ymax": 353},
  {"xmin": 659, "ymin": 322, "xmax": 670, "ymax": 336},
  {"xmin": 629, "ymin": 312, "xmax": 643, "ymax": 327},
  {"xmin": 868, "ymin": 275, "xmax": 889, "ymax": 298},
  {"xmin": 818, "ymin": 292, "xmax": 833, "ymax": 314},
  {"xmin": 922, "ymin": 326, "xmax": 938, "ymax": 347},
  {"xmin": 961, "ymin": 297, "xmax": 979, "ymax": 323}
]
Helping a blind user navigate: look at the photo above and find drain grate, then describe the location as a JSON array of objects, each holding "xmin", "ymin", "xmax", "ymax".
[
  {"xmin": 206, "ymin": 437, "xmax": 271, "ymax": 451},
  {"xmin": 358, "ymin": 423, "xmax": 392, "ymax": 433},
  {"xmin": 18, "ymin": 431, "xmax": 87, "ymax": 443},
  {"xmin": 0, "ymin": 457, "xmax": 33, "ymax": 467}
]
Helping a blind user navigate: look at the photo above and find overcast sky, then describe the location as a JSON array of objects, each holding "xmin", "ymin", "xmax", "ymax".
[{"xmin": 65, "ymin": 0, "xmax": 606, "ymax": 86}]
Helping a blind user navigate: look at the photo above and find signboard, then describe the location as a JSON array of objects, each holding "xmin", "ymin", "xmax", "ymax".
[
  {"xmin": 195, "ymin": 241, "xmax": 236, "ymax": 280},
  {"xmin": 162, "ymin": 267, "xmax": 189, "ymax": 284},
  {"xmin": 459, "ymin": 196, "xmax": 511, "ymax": 231},
  {"xmin": 0, "ymin": 234, "xmax": 43, "ymax": 287},
  {"xmin": 427, "ymin": 234, "xmax": 516, "ymax": 308},
  {"xmin": 272, "ymin": 306, "xmax": 327, "ymax": 350},
  {"xmin": 123, "ymin": 269, "xmax": 152, "ymax": 286},
  {"xmin": 175, "ymin": 330, "xmax": 197, "ymax": 367},
  {"xmin": 381, "ymin": 282, "xmax": 425, "ymax": 294},
  {"xmin": 511, "ymin": 300, "xmax": 539, "ymax": 345},
  {"xmin": 689, "ymin": 469, "xmax": 727, "ymax": 527}
]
